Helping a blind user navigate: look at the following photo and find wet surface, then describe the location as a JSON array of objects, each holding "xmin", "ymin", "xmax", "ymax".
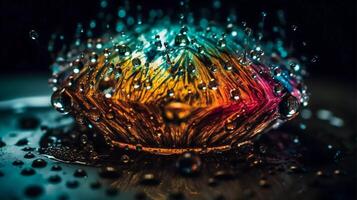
[{"xmin": 0, "ymin": 79, "xmax": 356, "ymax": 200}]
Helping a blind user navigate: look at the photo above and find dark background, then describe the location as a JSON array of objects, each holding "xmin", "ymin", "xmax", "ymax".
[{"xmin": 0, "ymin": 0, "xmax": 356, "ymax": 84}]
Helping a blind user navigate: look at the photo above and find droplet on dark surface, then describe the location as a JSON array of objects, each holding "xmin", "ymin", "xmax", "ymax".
[
  {"xmin": 51, "ymin": 164, "xmax": 62, "ymax": 171},
  {"xmin": 21, "ymin": 168, "xmax": 36, "ymax": 176},
  {"xmin": 18, "ymin": 116, "xmax": 40, "ymax": 129},
  {"xmin": 213, "ymin": 170, "xmax": 235, "ymax": 180},
  {"xmin": 259, "ymin": 179, "xmax": 270, "ymax": 187},
  {"xmin": 32, "ymin": 159, "xmax": 47, "ymax": 168},
  {"xmin": 24, "ymin": 185, "xmax": 43, "ymax": 198},
  {"xmin": 12, "ymin": 159, "xmax": 24, "ymax": 166},
  {"xmin": 139, "ymin": 173, "xmax": 160, "ymax": 186},
  {"xmin": 22, "ymin": 146, "xmax": 35, "ymax": 151},
  {"xmin": 98, "ymin": 166, "xmax": 121, "ymax": 179},
  {"xmin": 333, "ymin": 169, "xmax": 342, "ymax": 176},
  {"xmin": 24, "ymin": 152, "xmax": 35, "ymax": 159},
  {"xmin": 15, "ymin": 138, "xmax": 29, "ymax": 146},
  {"xmin": 208, "ymin": 177, "xmax": 218, "ymax": 187},
  {"xmin": 66, "ymin": 180, "xmax": 79, "ymax": 189},
  {"xmin": 176, "ymin": 152, "xmax": 201, "ymax": 176},
  {"xmin": 74, "ymin": 169, "xmax": 87, "ymax": 177},
  {"xmin": 120, "ymin": 154, "xmax": 130, "ymax": 164},
  {"xmin": 48, "ymin": 175, "xmax": 62, "ymax": 184}
]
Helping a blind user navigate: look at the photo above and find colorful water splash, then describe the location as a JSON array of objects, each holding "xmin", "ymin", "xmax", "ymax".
[{"xmin": 49, "ymin": 0, "xmax": 309, "ymax": 154}]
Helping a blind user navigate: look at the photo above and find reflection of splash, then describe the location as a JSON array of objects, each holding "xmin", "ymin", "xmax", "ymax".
[
  {"xmin": 38, "ymin": 115, "xmax": 345, "ymax": 200},
  {"xmin": 49, "ymin": 2, "xmax": 308, "ymax": 154}
]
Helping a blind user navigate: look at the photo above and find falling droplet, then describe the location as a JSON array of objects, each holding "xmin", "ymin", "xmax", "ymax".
[
  {"xmin": 291, "ymin": 24, "xmax": 298, "ymax": 31},
  {"xmin": 29, "ymin": 30, "xmax": 39, "ymax": 40}
]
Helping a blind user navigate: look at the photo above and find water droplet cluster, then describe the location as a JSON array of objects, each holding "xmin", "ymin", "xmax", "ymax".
[{"xmin": 49, "ymin": 1, "xmax": 308, "ymax": 154}]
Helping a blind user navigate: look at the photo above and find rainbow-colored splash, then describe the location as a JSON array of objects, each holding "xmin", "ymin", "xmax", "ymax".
[{"xmin": 50, "ymin": 12, "xmax": 308, "ymax": 154}]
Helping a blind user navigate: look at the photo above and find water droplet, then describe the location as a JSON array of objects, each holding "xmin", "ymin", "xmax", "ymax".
[
  {"xmin": 333, "ymin": 169, "xmax": 341, "ymax": 175},
  {"xmin": 136, "ymin": 144, "xmax": 143, "ymax": 151},
  {"xmin": 139, "ymin": 173, "xmax": 160, "ymax": 186},
  {"xmin": 259, "ymin": 179, "xmax": 269, "ymax": 187},
  {"xmin": 230, "ymin": 89, "xmax": 240, "ymax": 100},
  {"xmin": 198, "ymin": 82, "xmax": 207, "ymax": 90},
  {"xmin": 105, "ymin": 111, "xmax": 115, "ymax": 120},
  {"xmin": 213, "ymin": 170, "xmax": 235, "ymax": 180},
  {"xmin": 133, "ymin": 79, "xmax": 141, "ymax": 89},
  {"xmin": 29, "ymin": 30, "xmax": 39, "ymax": 40},
  {"xmin": 279, "ymin": 95, "xmax": 300, "ymax": 118},
  {"xmin": 74, "ymin": 169, "xmax": 87, "ymax": 177},
  {"xmin": 24, "ymin": 152, "xmax": 35, "ymax": 159},
  {"xmin": 51, "ymin": 165, "xmax": 62, "ymax": 171},
  {"xmin": 273, "ymin": 84, "xmax": 284, "ymax": 96},
  {"xmin": 244, "ymin": 27, "xmax": 252, "ymax": 36},
  {"xmin": 66, "ymin": 180, "xmax": 79, "ymax": 189},
  {"xmin": 121, "ymin": 154, "xmax": 130, "ymax": 164},
  {"xmin": 21, "ymin": 168, "xmax": 35, "ymax": 176},
  {"xmin": 0, "ymin": 138, "xmax": 5, "ymax": 148},
  {"xmin": 225, "ymin": 120, "xmax": 236, "ymax": 132},
  {"xmin": 24, "ymin": 185, "xmax": 43, "ymax": 197},
  {"xmin": 208, "ymin": 79, "xmax": 218, "ymax": 90},
  {"xmin": 208, "ymin": 178, "xmax": 218, "ymax": 187},
  {"xmin": 132, "ymin": 58, "xmax": 142, "ymax": 67},
  {"xmin": 316, "ymin": 170, "xmax": 324, "ymax": 177},
  {"xmin": 22, "ymin": 146, "xmax": 35, "ymax": 151},
  {"xmin": 13, "ymin": 159, "xmax": 24, "ymax": 166},
  {"xmin": 311, "ymin": 55, "xmax": 319, "ymax": 63},
  {"xmin": 176, "ymin": 152, "xmax": 201, "ymax": 176},
  {"xmin": 115, "ymin": 44, "xmax": 131, "ymax": 56},
  {"xmin": 90, "ymin": 52, "xmax": 98, "ymax": 63},
  {"xmin": 99, "ymin": 166, "xmax": 121, "ymax": 179},
  {"xmin": 48, "ymin": 175, "xmax": 62, "ymax": 184},
  {"xmin": 32, "ymin": 159, "xmax": 47, "ymax": 168},
  {"xmin": 291, "ymin": 24, "xmax": 298, "ymax": 31},
  {"xmin": 175, "ymin": 34, "xmax": 189, "ymax": 46},
  {"xmin": 51, "ymin": 88, "xmax": 73, "ymax": 114},
  {"xmin": 15, "ymin": 138, "xmax": 28, "ymax": 146}
]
